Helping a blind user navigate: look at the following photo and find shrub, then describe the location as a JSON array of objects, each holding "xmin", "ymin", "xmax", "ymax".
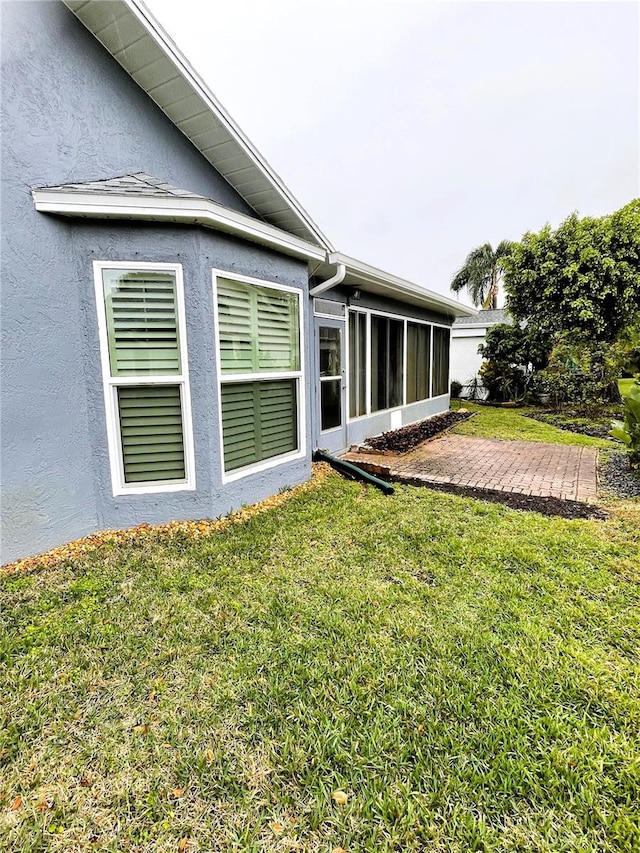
[
  {"xmin": 610, "ymin": 379, "xmax": 640, "ymax": 467},
  {"xmin": 536, "ymin": 337, "xmax": 623, "ymax": 414},
  {"xmin": 450, "ymin": 380, "xmax": 463, "ymax": 399},
  {"xmin": 618, "ymin": 321, "xmax": 640, "ymax": 376},
  {"xmin": 477, "ymin": 323, "xmax": 548, "ymax": 402}
]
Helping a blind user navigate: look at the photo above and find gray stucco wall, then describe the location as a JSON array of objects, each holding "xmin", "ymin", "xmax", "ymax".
[
  {"xmin": 0, "ymin": 1, "xmax": 255, "ymax": 212},
  {"xmin": 2, "ymin": 215, "xmax": 311, "ymax": 563},
  {"xmin": 0, "ymin": 1, "xmax": 311, "ymax": 563},
  {"xmin": 75, "ymin": 223, "xmax": 311, "ymax": 535}
]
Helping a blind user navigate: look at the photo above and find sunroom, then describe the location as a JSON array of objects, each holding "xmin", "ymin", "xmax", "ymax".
[{"xmin": 310, "ymin": 253, "xmax": 473, "ymax": 453}]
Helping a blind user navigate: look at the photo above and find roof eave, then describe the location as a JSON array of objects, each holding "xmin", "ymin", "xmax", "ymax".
[
  {"xmin": 62, "ymin": 0, "xmax": 334, "ymax": 251},
  {"xmin": 31, "ymin": 188, "xmax": 326, "ymax": 261},
  {"xmin": 331, "ymin": 252, "xmax": 477, "ymax": 318}
]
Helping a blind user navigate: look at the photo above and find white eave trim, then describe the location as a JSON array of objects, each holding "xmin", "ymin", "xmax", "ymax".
[
  {"xmin": 331, "ymin": 252, "xmax": 477, "ymax": 318},
  {"xmin": 32, "ymin": 189, "xmax": 326, "ymax": 261},
  {"xmin": 62, "ymin": 0, "xmax": 334, "ymax": 252},
  {"xmin": 452, "ymin": 322, "xmax": 504, "ymax": 331}
]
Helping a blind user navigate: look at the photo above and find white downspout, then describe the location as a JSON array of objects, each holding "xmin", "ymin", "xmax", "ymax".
[{"xmin": 309, "ymin": 262, "xmax": 346, "ymax": 296}]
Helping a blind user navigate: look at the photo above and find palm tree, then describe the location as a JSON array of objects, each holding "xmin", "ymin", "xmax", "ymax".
[{"xmin": 450, "ymin": 241, "xmax": 513, "ymax": 310}]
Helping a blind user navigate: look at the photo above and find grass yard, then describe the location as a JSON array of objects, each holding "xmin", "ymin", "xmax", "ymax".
[
  {"xmin": 450, "ymin": 402, "xmax": 610, "ymax": 447},
  {"xmin": 1, "ymin": 467, "xmax": 639, "ymax": 852}
]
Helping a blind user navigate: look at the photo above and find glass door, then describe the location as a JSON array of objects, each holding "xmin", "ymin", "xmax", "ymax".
[{"xmin": 315, "ymin": 318, "xmax": 347, "ymax": 453}]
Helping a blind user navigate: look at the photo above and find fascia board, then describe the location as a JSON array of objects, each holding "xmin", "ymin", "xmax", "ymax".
[
  {"xmin": 331, "ymin": 252, "xmax": 478, "ymax": 318},
  {"xmin": 453, "ymin": 323, "xmax": 499, "ymax": 331},
  {"xmin": 451, "ymin": 327, "xmax": 489, "ymax": 337},
  {"xmin": 32, "ymin": 189, "xmax": 326, "ymax": 261}
]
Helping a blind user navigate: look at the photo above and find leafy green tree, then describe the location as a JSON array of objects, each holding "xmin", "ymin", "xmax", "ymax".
[
  {"xmin": 538, "ymin": 336, "xmax": 624, "ymax": 413},
  {"xmin": 450, "ymin": 241, "xmax": 513, "ymax": 309},
  {"xmin": 478, "ymin": 323, "xmax": 549, "ymax": 372},
  {"xmin": 503, "ymin": 199, "xmax": 640, "ymax": 342}
]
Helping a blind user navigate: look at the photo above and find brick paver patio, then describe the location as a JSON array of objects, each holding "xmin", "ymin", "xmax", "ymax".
[{"xmin": 343, "ymin": 435, "xmax": 598, "ymax": 503}]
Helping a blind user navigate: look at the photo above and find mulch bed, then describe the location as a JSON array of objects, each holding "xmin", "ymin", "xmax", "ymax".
[
  {"xmin": 363, "ymin": 410, "xmax": 474, "ymax": 453},
  {"xmin": 387, "ymin": 477, "xmax": 607, "ymax": 520}
]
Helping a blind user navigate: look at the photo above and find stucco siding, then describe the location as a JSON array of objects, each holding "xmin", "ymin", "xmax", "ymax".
[
  {"xmin": 2, "ymin": 217, "xmax": 311, "ymax": 563},
  {"xmin": 0, "ymin": 1, "xmax": 254, "ymax": 213},
  {"xmin": 0, "ymin": 1, "xmax": 310, "ymax": 562}
]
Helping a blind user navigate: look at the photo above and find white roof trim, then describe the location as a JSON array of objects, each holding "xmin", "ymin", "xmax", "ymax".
[
  {"xmin": 452, "ymin": 322, "xmax": 498, "ymax": 331},
  {"xmin": 32, "ymin": 188, "xmax": 326, "ymax": 261},
  {"xmin": 331, "ymin": 252, "xmax": 477, "ymax": 318},
  {"xmin": 62, "ymin": 0, "xmax": 334, "ymax": 250}
]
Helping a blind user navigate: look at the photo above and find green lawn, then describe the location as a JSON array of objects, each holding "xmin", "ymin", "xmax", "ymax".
[
  {"xmin": 2, "ymin": 471, "xmax": 639, "ymax": 851},
  {"xmin": 451, "ymin": 401, "xmax": 610, "ymax": 447}
]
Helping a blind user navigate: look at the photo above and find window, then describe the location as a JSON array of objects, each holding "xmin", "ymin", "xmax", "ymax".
[
  {"xmin": 319, "ymin": 326, "xmax": 342, "ymax": 431},
  {"xmin": 348, "ymin": 310, "xmax": 367, "ymax": 418},
  {"xmin": 348, "ymin": 308, "xmax": 451, "ymax": 418},
  {"xmin": 215, "ymin": 274, "xmax": 303, "ymax": 477},
  {"xmin": 406, "ymin": 322, "xmax": 431, "ymax": 403},
  {"xmin": 371, "ymin": 315, "xmax": 404, "ymax": 412},
  {"xmin": 432, "ymin": 326, "xmax": 451, "ymax": 396},
  {"xmin": 94, "ymin": 262, "xmax": 195, "ymax": 494}
]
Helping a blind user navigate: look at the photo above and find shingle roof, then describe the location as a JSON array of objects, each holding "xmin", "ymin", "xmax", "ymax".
[
  {"xmin": 36, "ymin": 173, "xmax": 205, "ymax": 199},
  {"xmin": 453, "ymin": 308, "xmax": 511, "ymax": 327}
]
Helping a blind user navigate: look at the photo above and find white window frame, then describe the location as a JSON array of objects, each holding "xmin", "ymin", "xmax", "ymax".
[
  {"xmin": 318, "ymin": 321, "xmax": 345, "ymax": 435},
  {"xmin": 94, "ymin": 260, "xmax": 196, "ymax": 496},
  {"xmin": 212, "ymin": 269, "xmax": 306, "ymax": 484},
  {"xmin": 347, "ymin": 306, "xmax": 451, "ymax": 422}
]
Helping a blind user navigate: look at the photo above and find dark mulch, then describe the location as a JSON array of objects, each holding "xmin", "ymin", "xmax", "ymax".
[
  {"xmin": 598, "ymin": 451, "xmax": 640, "ymax": 499},
  {"xmin": 364, "ymin": 410, "xmax": 474, "ymax": 453},
  {"xmin": 525, "ymin": 409, "xmax": 622, "ymax": 440},
  {"xmin": 388, "ymin": 477, "xmax": 607, "ymax": 520}
]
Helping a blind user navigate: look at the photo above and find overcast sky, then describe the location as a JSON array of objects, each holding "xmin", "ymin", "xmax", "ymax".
[{"xmin": 146, "ymin": 0, "xmax": 638, "ymax": 304}]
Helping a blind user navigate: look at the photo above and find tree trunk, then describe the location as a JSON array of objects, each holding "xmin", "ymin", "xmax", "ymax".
[{"xmin": 483, "ymin": 267, "xmax": 499, "ymax": 310}]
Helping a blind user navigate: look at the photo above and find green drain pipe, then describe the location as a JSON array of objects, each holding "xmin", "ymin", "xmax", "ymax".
[{"xmin": 313, "ymin": 449, "xmax": 395, "ymax": 495}]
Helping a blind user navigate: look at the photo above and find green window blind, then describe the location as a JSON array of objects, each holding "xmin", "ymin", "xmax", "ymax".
[
  {"xmin": 117, "ymin": 385, "xmax": 186, "ymax": 483},
  {"xmin": 221, "ymin": 379, "xmax": 297, "ymax": 471},
  {"xmin": 257, "ymin": 290, "xmax": 299, "ymax": 371},
  {"xmin": 103, "ymin": 270, "xmax": 180, "ymax": 376},
  {"xmin": 217, "ymin": 278, "xmax": 299, "ymax": 374},
  {"xmin": 216, "ymin": 279, "xmax": 254, "ymax": 373}
]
